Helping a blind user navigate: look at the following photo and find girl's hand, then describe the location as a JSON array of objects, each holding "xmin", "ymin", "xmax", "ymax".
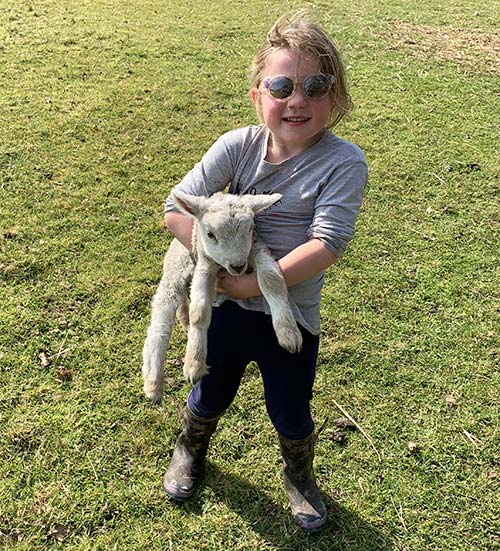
[{"xmin": 216, "ymin": 269, "xmax": 260, "ymax": 299}]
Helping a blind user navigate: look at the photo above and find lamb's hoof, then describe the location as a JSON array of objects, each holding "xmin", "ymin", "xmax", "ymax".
[
  {"xmin": 143, "ymin": 381, "xmax": 163, "ymax": 404},
  {"xmin": 275, "ymin": 322, "xmax": 303, "ymax": 353},
  {"xmin": 183, "ymin": 361, "xmax": 208, "ymax": 384}
]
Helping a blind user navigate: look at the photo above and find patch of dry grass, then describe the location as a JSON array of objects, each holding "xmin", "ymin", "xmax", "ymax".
[{"xmin": 389, "ymin": 22, "xmax": 500, "ymax": 74}]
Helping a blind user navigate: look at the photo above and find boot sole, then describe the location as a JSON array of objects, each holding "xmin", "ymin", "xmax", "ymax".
[
  {"xmin": 296, "ymin": 513, "xmax": 327, "ymax": 533},
  {"xmin": 163, "ymin": 479, "xmax": 194, "ymax": 503}
]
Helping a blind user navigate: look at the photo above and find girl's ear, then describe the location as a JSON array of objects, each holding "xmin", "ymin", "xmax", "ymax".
[
  {"xmin": 250, "ymin": 87, "xmax": 259, "ymax": 107},
  {"xmin": 250, "ymin": 88, "xmax": 264, "ymax": 124}
]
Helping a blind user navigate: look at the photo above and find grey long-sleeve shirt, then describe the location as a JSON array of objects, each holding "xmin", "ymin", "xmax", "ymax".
[{"xmin": 164, "ymin": 125, "xmax": 367, "ymax": 334}]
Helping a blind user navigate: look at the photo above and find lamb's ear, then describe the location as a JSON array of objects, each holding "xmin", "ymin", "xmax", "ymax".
[
  {"xmin": 172, "ymin": 191, "xmax": 207, "ymax": 219},
  {"xmin": 242, "ymin": 193, "xmax": 282, "ymax": 214}
]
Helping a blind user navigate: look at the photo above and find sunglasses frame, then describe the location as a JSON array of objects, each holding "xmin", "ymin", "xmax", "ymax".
[{"xmin": 261, "ymin": 73, "xmax": 336, "ymax": 102}]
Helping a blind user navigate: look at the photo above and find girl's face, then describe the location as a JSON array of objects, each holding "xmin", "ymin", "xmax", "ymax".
[{"xmin": 251, "ymin": 48, "xmax": 332, "ymax": 161}]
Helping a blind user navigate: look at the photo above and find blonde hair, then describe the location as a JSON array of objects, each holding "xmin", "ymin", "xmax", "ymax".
[{"xmin": 250, "ymin": 12, "xmax": 353, "ymax": 129}]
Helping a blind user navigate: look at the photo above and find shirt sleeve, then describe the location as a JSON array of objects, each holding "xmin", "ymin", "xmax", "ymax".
[
  {"xmin": 307, "ymin": 160, "xmax": 368, "ymax": 258},
  {"xmin": 163, "ymin": 131, "xmax": 241, "ymax": 214}
]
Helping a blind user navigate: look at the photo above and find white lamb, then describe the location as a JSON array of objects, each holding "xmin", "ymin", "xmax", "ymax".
[{"xmin": 142, "ymin": 191, "xmax": 303, "ymax": 404}]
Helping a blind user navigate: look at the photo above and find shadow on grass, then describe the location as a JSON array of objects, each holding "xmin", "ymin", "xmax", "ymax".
[{"xmin": 181, "ymin": 462, "xmax": 393, "ymax": 551}]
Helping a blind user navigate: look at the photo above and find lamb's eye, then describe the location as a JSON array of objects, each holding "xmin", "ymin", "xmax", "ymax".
[{"xmin": 207, "ymin": 231, "xmax": 216, "ymax": 241}]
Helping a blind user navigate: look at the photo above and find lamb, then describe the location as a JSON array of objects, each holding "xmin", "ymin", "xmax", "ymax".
[{"xmin": 142, "ymin": 191, "xmax": 303, "ymax": 404}]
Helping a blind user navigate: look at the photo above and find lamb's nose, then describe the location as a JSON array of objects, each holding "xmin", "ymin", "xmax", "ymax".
[{"xmin": 230, "ymin": 264, "xmax": 246, "ymax": 274}]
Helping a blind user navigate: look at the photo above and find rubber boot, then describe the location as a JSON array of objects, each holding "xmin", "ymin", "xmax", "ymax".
[
  {"xmin": 163, "ymin": 405, "xmax": 221, "ymax": 502},
  {"xmin": 279, "ymin": 431, "xmax": 327, "ymax": 532}
]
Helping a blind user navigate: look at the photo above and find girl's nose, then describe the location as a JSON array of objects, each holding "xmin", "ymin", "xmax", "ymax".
[{"xmin": 287, "ymin": 87, "xmax": 307, "ymax": 108}]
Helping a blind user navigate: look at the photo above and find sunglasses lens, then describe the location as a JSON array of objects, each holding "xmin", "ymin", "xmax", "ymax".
[
  {"xmin": 267, "ymin": 76, "xmax": 294, "ymax": 99},
  {"xmin": 303, "ymin": 74, "xmax": 334, "ymax": 98}
]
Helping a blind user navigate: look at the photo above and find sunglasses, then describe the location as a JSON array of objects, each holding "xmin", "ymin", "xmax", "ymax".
[{"xmin": 262, "ymin": 73, "xmax": 335, "ymax": 101}]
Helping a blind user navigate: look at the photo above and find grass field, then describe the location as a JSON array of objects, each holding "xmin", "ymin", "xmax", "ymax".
[{"xmin": 1, "ymin": 0, "xmax": 499, "ymax": 549}]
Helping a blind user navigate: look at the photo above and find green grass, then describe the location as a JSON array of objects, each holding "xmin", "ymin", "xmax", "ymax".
[{"xmin": 1, "ymin": 0, "xmax": 499, "ymax": 549}]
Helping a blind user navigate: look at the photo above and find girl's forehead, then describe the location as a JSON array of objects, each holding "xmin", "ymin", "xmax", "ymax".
[{"xmin": 263, "ymin": 48, "xmax": 321, "ymax": 76}]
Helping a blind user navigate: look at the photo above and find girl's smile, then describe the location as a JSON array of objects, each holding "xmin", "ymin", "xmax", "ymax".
[{"xmin": 282, "ymin": 116, "xmax": 311, "ymax": 124}]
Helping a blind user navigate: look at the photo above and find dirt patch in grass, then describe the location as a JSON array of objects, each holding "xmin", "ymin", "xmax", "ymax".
[{"xmin": 391, "ymin": 22, "xmax": 500, "ymax": 74}]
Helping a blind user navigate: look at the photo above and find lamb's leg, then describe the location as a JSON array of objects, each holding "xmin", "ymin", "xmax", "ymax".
[
  {"xmin": 176, "ymin": 292, "xmax": 190, "ymax": 331},
  {"xmin": 252, "ymin": 241, "xmax": 303, "ymax": 353},
  {"xmin": 142, "ymin": 278, "xmax": 181, "ymax": 403},
  {"xmin": 183, "ymin": 259, "xmax": 218, "ymax": 384},
  {"xmin": 143, "ymin": 241, "xmax": 194, "ymax": 402}
]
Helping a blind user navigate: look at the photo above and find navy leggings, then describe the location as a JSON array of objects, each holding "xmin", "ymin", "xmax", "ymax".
[{"xmin": 187, "ymin": 300, "xmax": 319, "ymax": 440}]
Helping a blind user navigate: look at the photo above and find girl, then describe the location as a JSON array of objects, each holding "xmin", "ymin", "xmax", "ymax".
[{"xmin": 161, "ymin": 12, "xmax": 367, "ymax": 532}]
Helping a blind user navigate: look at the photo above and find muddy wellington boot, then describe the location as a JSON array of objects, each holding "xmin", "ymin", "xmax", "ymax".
[
  {"xmin": 279, "ymin": 432, "xmax": 327, "ymax": 532},
  {"xmin": 163, "ymin": 405, "xmax": 221, "ymax": 502}
]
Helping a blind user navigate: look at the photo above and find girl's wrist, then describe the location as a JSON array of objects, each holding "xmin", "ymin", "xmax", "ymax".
[
  {"xmin": 218, "ymin": 272, "xmax": 261, "ymax": 299},
  {"xmin": 230, "ymin": 273, "xmax": 259, "ymax": 299},
  {"xmin": 242, "ymin": 272, "xmax": 261, "ymax": 298}
]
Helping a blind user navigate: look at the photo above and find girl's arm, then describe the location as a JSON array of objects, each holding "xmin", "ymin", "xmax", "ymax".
[
  {"xmin": 165, "ymin": 212, "xmax": 337, "ymax": 298},
  {"xmin": 164, "ymin": 211, "xmax": 194, "ymax": 251},
  {"xmin": 217, "ymin": 238, "xmax": 337, "ymax": 299}
]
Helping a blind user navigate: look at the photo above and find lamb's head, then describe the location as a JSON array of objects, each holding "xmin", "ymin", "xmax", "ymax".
[{"xmin": 173, "ymin": 191, "xmax": 282, "ymax": 275}]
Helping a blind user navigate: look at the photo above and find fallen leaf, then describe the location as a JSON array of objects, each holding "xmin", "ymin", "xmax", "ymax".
[
  {"xmin": 55, "ymin": 367, "xmax": 72, "ymax": 381},
  {"xmin": 3, "ymin": 228, "xmax": 18, "ymax": 239},
  {"xmin": 38, "ymin": 351, "xmax": 50, "ymax": 367},
  {"xmin": 445, "ymin": 394, "xmax": 459, "ymax": 407},
  {"xmin": 329, "ymin": 429, "xmax": 347, "ymax": 444},
  {"xmin": 334, "ymin": 417, "xmax": 358, "ymax": 431},
  {"xmin": 408, "ymin": 441, "xmax": 419, "ymax": 454},
  {"xmin": 49, "ymin": 524, "xmax": 69, "ymax": 541}
]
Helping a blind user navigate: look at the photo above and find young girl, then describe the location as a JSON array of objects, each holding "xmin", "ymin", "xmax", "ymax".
[{"xmin": 161, "ymin": 12, "xmax": 367, "ymax": 532}]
